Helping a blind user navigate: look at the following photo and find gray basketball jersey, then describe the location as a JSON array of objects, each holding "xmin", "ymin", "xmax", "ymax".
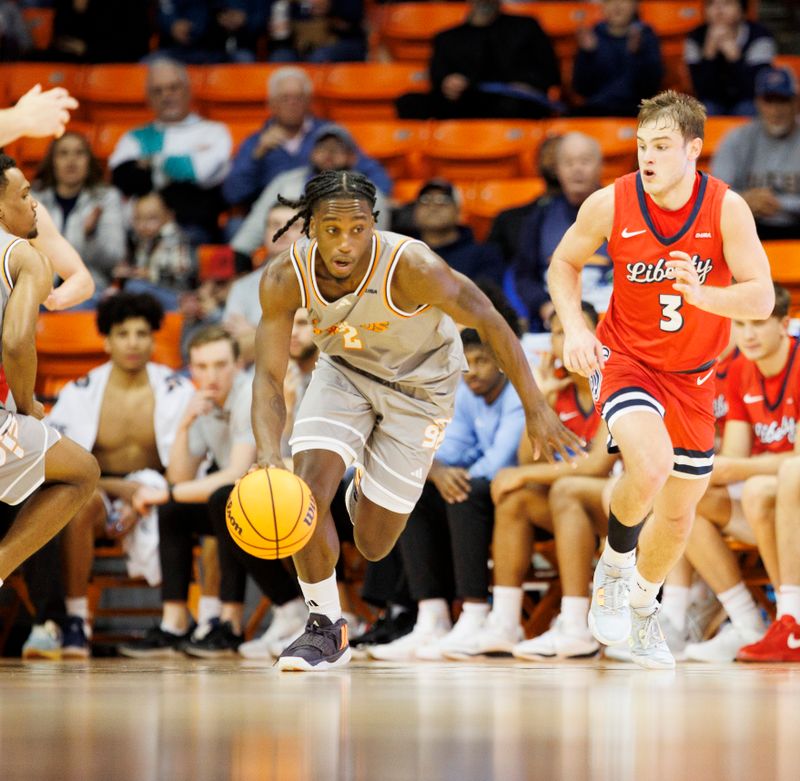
[
  {"xmin": 289, "ymin": 231, "xmax": 466, "ymax": 389},
  {"xmin": 0, "ymin": 227, "xmax": 22, "ymax": 356}
]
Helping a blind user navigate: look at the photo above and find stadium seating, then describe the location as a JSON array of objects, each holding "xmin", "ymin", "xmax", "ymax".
[
  {"xmin": 92, "ymin": 121, "xmax": 135, "ymax": 168},
  {"xmin": 345, "ymin": 120, "xmax": 429, "ymax": 182},
  {"xmin": 1, "ymin": 62, "xmax": 83, "ymax": 107},
  {"xmin": 462, "ymin": 178, "xmax": 546, "ymax": 242},
  {"xmin": 12, "ymin": 121, "xmax": 95, "ymax": 182},
  {"xmin": 21, "ymin": 7, "xmax": 55, "ymax": 51},
  {"xmin": 544, "ymin": 117, "xmax": 638, "ymax": 179},
  {"xmin": 378, "ymin": 3, "xmax": 465, "ymax": 63},
  {"xmin": 699, "ymin": 115, "xmax": 749, "ymax": 171}
]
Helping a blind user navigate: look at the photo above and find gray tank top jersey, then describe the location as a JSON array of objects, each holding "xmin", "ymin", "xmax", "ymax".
[
  {"xmin": 0, "ymin": 227, "xmax": 23, "ymax": 360},
  {"xmin": 289, "ymin": 231, "xmax": 466, "ymax": 388}
]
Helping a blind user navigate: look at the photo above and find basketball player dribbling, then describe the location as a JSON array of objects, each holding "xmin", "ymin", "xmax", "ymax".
[
  {"xmin": 547, "ymin": 91, "xmax": 775, "ymax": 669},
  {"xmin": 0, "ymin": 154, "xmax": 99, "ymax": 587},
  {"xmin": 252, "ymin": 169, "xmax": 584, "ymax": 671}
]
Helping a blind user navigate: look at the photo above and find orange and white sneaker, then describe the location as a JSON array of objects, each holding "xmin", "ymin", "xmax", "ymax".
[{"xmin": 737, "ymin": 615, "xmax": 800, "ymax": 663}]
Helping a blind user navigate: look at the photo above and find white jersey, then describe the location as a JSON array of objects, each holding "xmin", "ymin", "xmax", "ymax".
[{"xmin": 0, "ymin": 227, "xmax": 26, "ymax": 372}]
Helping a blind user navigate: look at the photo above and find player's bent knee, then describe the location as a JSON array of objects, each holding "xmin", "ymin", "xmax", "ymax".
[
  {"xmin": 353, "ymin": 530, "xmax": 394, "ymax": 562},
  {"xmin": 777, "ymin": 456, "xmax": 800, "ymax": 483},
  {"xmin": 741, "ymin": 477, "xmax": 775, "ymax": 524}
]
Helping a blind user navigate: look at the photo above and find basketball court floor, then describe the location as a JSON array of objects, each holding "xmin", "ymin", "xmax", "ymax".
[{"xmin": 1, "ymin": 658, "xmax": 798, "ymax": 781}]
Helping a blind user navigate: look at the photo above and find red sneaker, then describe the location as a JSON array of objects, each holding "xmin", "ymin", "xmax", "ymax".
[{"xmin": 736, "ymin": 615, "xmax": 800, "ymax": 662}]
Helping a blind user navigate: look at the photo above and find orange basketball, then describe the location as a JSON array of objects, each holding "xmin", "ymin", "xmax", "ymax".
[{"xmin": 226, "ymin": 468, "xmax": 317, "ymax": 559}]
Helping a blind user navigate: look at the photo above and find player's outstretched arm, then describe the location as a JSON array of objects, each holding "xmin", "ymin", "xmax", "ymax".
[
  {"xmin": 0, "ymin": 85, "xmax": 78, "ymax": 147},
  {"xmin": 394, "ymin": 248, "xmax": 584, "ymax": 463},
  {"xmin": 252, "ymin": 252, "xmax": 301, "ymax": 469},
  {"xmin": 2, "ymin": 243, "xmax": 54, "ymax": 417},
  {"xmin": 667, "ymin": 190, "xmax": 773, "ymax": 321},
  {"xmin": 548, "ymin": 186, "xmax": 613, "ymax": 377}
]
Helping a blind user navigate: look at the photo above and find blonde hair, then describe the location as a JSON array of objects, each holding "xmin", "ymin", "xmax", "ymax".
[{"xmin": 638, "ymin": 90, "xmax": 707, "ymax": 142}]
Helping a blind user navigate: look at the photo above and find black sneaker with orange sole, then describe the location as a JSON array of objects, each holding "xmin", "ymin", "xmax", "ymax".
[{"xmin": 277, "ymin": 613, "xmax": 351, "ymax": 671}]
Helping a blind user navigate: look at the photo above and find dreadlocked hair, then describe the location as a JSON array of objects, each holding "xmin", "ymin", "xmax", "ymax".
[{"xmin": 272, "ymin": 170, "xmax": 380, "ymax": 242}]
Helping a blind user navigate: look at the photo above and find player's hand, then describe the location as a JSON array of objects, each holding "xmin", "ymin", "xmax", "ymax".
[
  {"xmin": 534, "ymin": 351, "xmax": 574, "ymax": 399},
  {"xmin": 742, "ymin": 187, "xmax": 781, "ymax": 218},
  {"xmin": 562, "ymin": 327, "xmax": 605, "ymax": 378},
  {"xmin": 429, "ymin": 463, "xmax": 471, "ymax": 504},
  {"xmin": 14, "ymin": 84, "xmax": 78, "ymax": 139},
  {"xmin": 442, "ymin": 74, "xmax": 468, "ymax": 102},
  {"xmin": 667, "ymin": 251, "xmax": 703, "ymax": 306},
  {"xmin": 253, "ymin": 454, "xmax": 286, "ymax": 472},
  {"xmin": 106, "ymin": 502, "xmax": 139, "ymax": 539},
  {"xmin": 253, "ymin": 124, "xmax": 289, "ymax": 159},
  {"xmin": 490, "ymin": 467, "xmax": 529, "ymax": 504},
  {"xmin": 132, "ymin": 485, "xmax": 169, "ymax": 515},
  {"xmin": 525, "ymin": 401, "xmax": 586, "ymax": 464},
  {"xmin": 576, "ymin": 26, "xmax": 597, "ymax": 51},
  {"xmin": 179, "ymin": 390, "xmax": 216, "ymax": 429}
]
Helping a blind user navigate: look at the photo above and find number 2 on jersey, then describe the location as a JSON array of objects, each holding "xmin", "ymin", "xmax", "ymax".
[
  {"xmin": 340, "ymin": 324, "xmax": 363, "ymax": 350},
  {"xmin": 659, "ymin": 294, "xmax": 683, "ymax": 332}
]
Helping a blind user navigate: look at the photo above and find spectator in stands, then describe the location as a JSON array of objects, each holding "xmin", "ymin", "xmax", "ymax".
[
  {"xmin": 684, "ymin": 0, "xmax": 776, "ymax": 116},
  {"xmin": 0, "ymin": 1, "xmax": 32, "ymax": 60},
  {"xmin": 224, "ymin": 203, "xmax": 304, "ymax": 366},
  {"xmin": 681, "ymin": 284, "xmax": 796, "ymax": 663},
  {"xmin": 109, "ymin": 57, "xmax": 232, "ymax": 245},
  {"xmin": 114, "ymin": 192, "xmax": 196, "ymax": 310},
  {"xmin": 510, "ymin": 132, "xmax": 609, "ymax": 331},
  {"xmin": 49, "ymin": 0, "xmax": 151, "ymax": 62},
  {"xmin": 571, "ymin": 0, "xmax": 663, "ymax": 117},
  {"xmin": 230, "ymin": 123, "xmax": 391, "ymax": 259},
  {"xmin": 487, "ymin": 135, "xmax": 563, "ymax": 263},
  {"xmin": 156, "ymin": 1, "xmax": 267, "ymax": 64},
  {"xmin": 371, "ymin": 302, "xmax": 526, "ymax": 662},
  {"xmin": 117, "ymin": 326, "xmax": 304, "ymax": 658},
  {"xmin": 32, "ymin": 131, "xmax": 127, "ymax": 293},
  {"xmin": 410, "ymin": 178, "xmax": 504, "ymax": 286},
  {"xmin": 712, "ymin": 65, "xmax": 800, "ymax": 240},
  {"xmin": 40, "ymin": 293, "xmax": 196, "ymax": 658},
  {"xmin": 395, "ymin": 0, "xmax": 560, "ymax": 120},
  {"xmin": 267, "ymin": 0, "xmax": 366, "ymax": 63}
]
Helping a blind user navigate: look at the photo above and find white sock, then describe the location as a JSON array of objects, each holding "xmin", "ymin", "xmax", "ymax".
[
  {"xmin": 298, "ymin": 571, "xmax": 342, "ymax": 622},
  {"xmin": 389, "ymin": 603, "xmax": 410, "ymax": 619},
  {"xmin": 197, "ymin": 596, "xmax": 222, "ymax": 627},
  {"xmin": 66, "ymin": 596, "xmax": 89, "ymax": 622},
  {"xmin": 274, "ymin": 596, "xmax": 304, "ymax": 617},
  {"xmin": 0, "ymin": 577, "xmax": 4, "ymax": 589},
  {"xmin": 601, "ymin": 541, "xmax": 636, "ymax": 571},
  {"xmin": 777, "ymin": 585, "xmax": 800, "ymax": 620},
  {"xmin": 491, "ymin": 586, "xmax": 523, "ymax": 630},
  {"xmin": 560, "ymin": 596, "xmax": 590, "ymax": 631},
  {"xmin": 458, "ymin": 601, "xmax": 489, "ymax": 628},
  {"xmin": 718, "ymin": 582, "xmax": 762, "ymax": 632},
  {"xmin": 629, "ymin": 567, "xmax": 662, "ymax": 613},
  {"xmin": 660, "ymin": 584, "xmax": 690, "ymax": 632},
  {"xmin": 416, "ymin": 598, "xmax": 450, "ymax": 630}
]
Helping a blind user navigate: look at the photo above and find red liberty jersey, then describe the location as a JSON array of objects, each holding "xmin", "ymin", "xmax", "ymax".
[
  {"xmin": 554, "ymin": 384, "xmax": 600, "ymax": 442},
  {"xmin": 598, "ymin": 172, "xmax": 732, "ymax": 372},
  {"xmin": 713, "ymin": 348, "xmax": 741, "ymax": 431},
  {"xmin": 726, "ymin": 338, "xmax": 800, "ymax": 455}
]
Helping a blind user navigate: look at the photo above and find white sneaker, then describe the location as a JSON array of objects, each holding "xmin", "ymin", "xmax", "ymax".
[
  {"xmin": 629, "ymin": 607, "xmax": 675, "ymax": 670},
  {"xmin": 684, "ymin": 621, "xmax": 765, "ymax": 663},
  {"xmin": 22, "ymin": 621, "xmax": 63, "ymax": 660},
  {"xmin": 512, "ymin": 616, "xmax": 599, "ymax": 661},
  {"xmin": 444, "ymin": 615, "xmax": 523, "ymax": 660},
  {"xmin": 418, "ymin": 610, "xmax": 487, "ymax": 661},
  {"xmin": 239, "ymin": 599, "xmax": 307, "ymax": 660},
  {"xmin": 658, "ymin": 613, "xmax": 689, "ymax": 662},
  {"xmin": 368, "ymin": 619, "xmax": 451, "ymax": 662},
  {"xmin": 603, "ymin": 643, "xmax": 632, "ymax": 662},
  {"xmin": 588, "ymin": 559, "xmax": 634, "ymax": 646}
]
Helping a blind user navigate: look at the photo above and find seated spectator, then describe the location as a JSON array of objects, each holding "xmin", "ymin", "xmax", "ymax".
[
  {"xmin": 0, "ymin": 1, "xmax": 32, "ymax": 60},
  {"xmin": 712, "ymin": 65, "xmax": 800, "ymax": 240},
  {"xmin": 268, "ymin": 0, "xmax": 367, "ymax": 63},
  {"xmin": 409, "ymin": 179, "xmax": 504, "ymax": 286},
  {"xmin": 114, "ymin": 192, "xmax": 196, "ymax": 311},
  {"xmin": 684, "ymin": 0, "xmax": 776, "ymax": 116},
  {"xmin": 109, "ymin": 57, "xmax": 232, "ymax": 245},
  {"xmin": 119, "ymin": 326, "xmax": 304, "ymax": 658},
  {"xmin": 230, "ymin": 123, "xmax": 391, "ymax": 259},
  {"xmin": 48, "ymin": 0, "xmax": 151, "ymax": 62},
  {"xmin": 225, "ymin": 203, "xmax": 304, "ymax": 365},
  {"xmin": 510, "ymin": 132, "xmax": 610, "ymax": 331},
  {"xmin": 682, "ymin": 284, "xmax": 796, "ymax": 663},
  {"xmin": 43, "ymin": 293, "xmax": 196, "ymax": 658},
  {"xmin": 32, "ymin": 131, "xmax": 126, "ymax": 292},
  {"xmin": 370, "ymin": 304, "xmax": 526, "ymax": 662},
  {"xmin": 396, "ymin": 0, "xmax": 560, "ymax": 120},
  {"xmin": 156, "ymin": 1, "xmax": 267, "ymax": 64},
  {"xmin": 454, "ymin": 303, "xmax": 616, "ymax": 660},
  {"xmin": 571, "ymin": 0, "xmax": 663, "ymax": 117}
]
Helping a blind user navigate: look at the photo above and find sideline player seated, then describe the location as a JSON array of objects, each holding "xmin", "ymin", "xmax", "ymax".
[{"xmin": 252, "ymin": 169, "xmax": 584, "ymax": 671}]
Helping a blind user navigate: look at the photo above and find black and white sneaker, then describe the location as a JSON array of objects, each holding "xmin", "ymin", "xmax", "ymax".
[
  {"xmin": 118, "ymin": 626, "xmax": 192, "ymax": 658},
  {"xmin": 184, "ymin": 619, "xmax": 243, "ymax": 658},
  {"xmin": 277, "ymin": 613, "xmax": 351, "ymax": 671}
]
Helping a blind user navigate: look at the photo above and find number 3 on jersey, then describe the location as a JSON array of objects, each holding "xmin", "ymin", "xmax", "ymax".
[{"xmin": 659, "ymin": 294, "xmax": 683, "ymax": 333}]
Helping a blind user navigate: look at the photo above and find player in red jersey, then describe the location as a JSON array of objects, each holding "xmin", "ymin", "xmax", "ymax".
[{"xmin": 547, "ymin": 90, "xmax": 774, "ymax": 669}]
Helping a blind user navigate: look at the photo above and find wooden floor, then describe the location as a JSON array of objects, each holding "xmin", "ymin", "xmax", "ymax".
[{"xmin": 1, "ymin": 657, "xmax": 799, "ymax": 781}]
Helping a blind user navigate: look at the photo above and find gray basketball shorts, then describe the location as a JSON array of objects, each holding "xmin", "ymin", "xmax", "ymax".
[
  {"xmin": 289, "ymin": 356, "xmax": 459, "ymax": 514},
  {"xmin": 0, "ymin": 408, "xmax": 61, "ymax": 505}
]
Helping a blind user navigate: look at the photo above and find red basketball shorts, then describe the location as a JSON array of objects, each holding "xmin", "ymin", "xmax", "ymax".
[{"xmin": 590, "ymin": 347, "xmax": 716, "ymax": 480}]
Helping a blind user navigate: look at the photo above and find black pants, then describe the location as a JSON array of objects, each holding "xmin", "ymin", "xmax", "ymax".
[
  {"xmin": 396, "ymin": 89, "xmax": 552, "ymax": 120},
  {"xmin": 159, "ymin": 485, "xmax": 300, "ymax": 605},
  {"xmin": 397, "ymin": 478, "xmax": 495, "ymax": 602},
  {"xmin": 360, "ymin": 546, "xmax": 413, "ymax": 610}
]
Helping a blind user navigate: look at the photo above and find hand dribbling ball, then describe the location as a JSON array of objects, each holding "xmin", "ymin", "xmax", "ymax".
[{"xmin": 226, "ymin": 468, "xmax": 317, "ymax": 559}]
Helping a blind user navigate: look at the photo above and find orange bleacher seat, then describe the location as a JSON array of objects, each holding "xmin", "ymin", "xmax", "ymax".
[
  {"xmin": 462, "ymin": 178, "xmax": 546, "ymax": 242},
  {"xmin": 153, "ymin": 311, "xmax": 185, "ymax": 370},
  {"xmin": 775, "ymin": 55, "xmax": 800, "ymax": 86},
  {"xmin": 14, "ymin": 121, "xmax": 95, "ymax": 182},
  {"xmin": 319, "ymin": 63, "xmax": 429, "ymax": 122},
  {"xmin": 639, "ymin": 1, "xmax": 702, "ymax": 91},
  {"xmin": 544, "ymin": 117, "xmax": 637, "ymax": 179},
  {"xmin": 391, "ymin": 178, "xmax": 425, "ymax": 205},
  {"xmin": 93, "ymin": 122, "xmax": 136, "ymax": 168},
  {"xmin": 226, "ymin": 121, "xmax": 262, "ymax": 154},
  {"xmin": 22, "ymin": 7, "xmax": 55, "ymax": 51},
  {"xmin": 764, "ymin": 241, "xmax": 800, "ymax": 286},
  {"xmin": 422, "ymin": 120, "xmax": 544, "ymax": 181},
  {"xmin": 2, "ymin": 62, "xmax": 83, "ymax": 107},
  {"xmin": 699, "ymin": 115, "xmax": 749, "ymax": 171},
  {"xmin": 197, "ymin": 244, "xmax": 236, "ymax": 283},
  {"xmin": 513, "ymin": 2, "xmax": 604, "ymax": 61},
  {"xmin": 378, "ymin": 3, "xmax": 465, "ymax": 63},
  {"xmin": 345, "ymin": 120, "xmax": 429, "ymax": 182}
]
